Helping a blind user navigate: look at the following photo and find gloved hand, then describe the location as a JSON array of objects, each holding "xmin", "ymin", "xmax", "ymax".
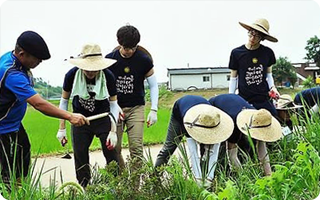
[
  {"xmin": 269, "ymin": 87, "xmax": 280, "ymax": 100},
  {"xmin": 147, "ymin": 110, "xmax": 157, "ymax": 127},
  {"xmin": 106, "ymin": 131, "xmax": 117, "ymax": 150},
  {"xmin": 106, "ymin": 116, "xmax": 118, "ymax": 150},
  {"xmin": 57, "ymin": 129, "xmax": 68, "ymax": 147}
]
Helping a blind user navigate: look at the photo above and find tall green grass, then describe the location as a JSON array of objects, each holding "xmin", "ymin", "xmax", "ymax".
[
  {"xmin": 1, "ymin": 120, "xmax": 320, "ymax": 199},
  {"xmin": 2, "ymin": 88, "xmax": 319, "ymax": 199}
]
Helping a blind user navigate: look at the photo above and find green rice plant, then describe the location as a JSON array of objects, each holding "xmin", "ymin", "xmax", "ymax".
[{"xmin": 23, "ymin": 106, "xmax": 171, "ymax": 155}]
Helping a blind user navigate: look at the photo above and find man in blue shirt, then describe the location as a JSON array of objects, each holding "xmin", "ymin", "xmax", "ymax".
[{"xmin": 0, "ymin": 31, "xmax": 88, "ymax": 185}]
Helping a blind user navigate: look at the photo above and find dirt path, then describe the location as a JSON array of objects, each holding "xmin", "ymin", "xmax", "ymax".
[{"xmin": 33, "ymin": 144, "xmax": 181, "ymax": 188}]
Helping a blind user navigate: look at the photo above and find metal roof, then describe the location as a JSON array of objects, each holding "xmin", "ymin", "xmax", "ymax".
[{"xmin": 167, "ymin": 67, "xmax": 230, "ymax": 75}]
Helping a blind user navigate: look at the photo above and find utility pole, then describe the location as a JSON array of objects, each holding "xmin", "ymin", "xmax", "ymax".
[{"xmin": 46, "ymin": 80, "xmax": 49, "ymax": 100}]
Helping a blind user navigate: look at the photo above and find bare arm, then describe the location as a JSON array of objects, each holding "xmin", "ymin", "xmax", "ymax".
[
  {"xmin": 109, "ymin": 95, "xmax": 117, "ymax": 101},
  {"xmin": 145, "ymin": 68, "xmax": 154, "ymax": 78},
  {"xmin": 230, "ymin": 69, "xmax": 238, "ymax": 77},
  {"xmin": 27, "ymin": 94, "xmax": 72, "ymax": 119},
  {"xmin": 27, "ymin": 93, "xmax": 88, "ymax": 126}
]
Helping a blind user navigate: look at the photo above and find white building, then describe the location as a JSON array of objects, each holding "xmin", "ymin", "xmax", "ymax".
[{"xmin": 167, "ymin": 67, "xmax": 231, "ymax": 91}]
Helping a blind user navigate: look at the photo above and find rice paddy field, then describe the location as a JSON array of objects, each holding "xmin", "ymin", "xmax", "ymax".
[{"xmin": 1, "ymin": 87, "xmax": 320, "ymax": 200}]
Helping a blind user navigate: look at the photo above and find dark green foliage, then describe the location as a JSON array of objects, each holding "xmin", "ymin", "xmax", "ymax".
[
  {"xmin": 305, "ymin": 35, "xmax": 320, "ymax": 67},
  {"xmin": 272, "ymin": 57, "xmax": 297, "ymax": 88}
]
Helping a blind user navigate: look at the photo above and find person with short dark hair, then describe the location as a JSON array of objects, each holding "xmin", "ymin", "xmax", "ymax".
[
  {"xmin": 0, "ymin": 31, "xmax": 88, "ymax": 185},
  {"xmin": 228, "ymin": 18, "xmax": 279, "ymax": 117},
  {"xmin": 105, "ymin": 25, "xmax": 159, "ymax": 171}
]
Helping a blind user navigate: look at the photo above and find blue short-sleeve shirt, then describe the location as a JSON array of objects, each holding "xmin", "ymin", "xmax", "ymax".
[{"xmin": 0, "ymin": 52, "xmax": 37, "ymax": 134}]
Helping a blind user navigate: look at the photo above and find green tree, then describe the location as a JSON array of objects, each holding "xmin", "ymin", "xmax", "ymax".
[
  {"xmin": 305, "ymin": 35, "xmax": 320, "ymax": 66},
  {"xmin": 272, "ymin": 56, "xmax": 297, "ymax": 88}
]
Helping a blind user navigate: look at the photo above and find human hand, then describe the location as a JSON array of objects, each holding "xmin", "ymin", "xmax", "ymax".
[
  {"xmin": 269, "ymin": 87, "xmax": 280, "ymax": 100},
  {"xmin": 69, "ymin": 113, "xmax": 90, "ymax": 126},
  {"xmin": 118, "ymin": 104, "xmax": 125, "ymax": 121},
  {"xmin": 57, "ymin": 129, "xmax": 68, "ymax": 147},
  {"xmin": 106, "ymin": 131, "xmax": 117, "ymax": 150},
  {"xmin": 147, "ymin": 110, "xmax": 157, "ymax": 127}
]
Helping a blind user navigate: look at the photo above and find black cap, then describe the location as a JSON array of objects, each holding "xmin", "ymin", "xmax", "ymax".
[{"xmin": 17, "ymin": 31, "xmax": 51, "ymax": 60}]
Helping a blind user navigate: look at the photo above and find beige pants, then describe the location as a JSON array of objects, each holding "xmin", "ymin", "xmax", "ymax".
[{"xmin": 115, "ymin": 105, "xmax": 145, "ymax": 171}]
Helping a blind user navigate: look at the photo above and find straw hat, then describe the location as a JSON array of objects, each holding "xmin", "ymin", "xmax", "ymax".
[
  {"xmin": 183, "ymin": 104, "xmax": 234, "ymax": 144},
  {"xmin": 68, "ymin": 44, "xmax": 117, "ymax": 71},
  {"xmin": 236, "ymin": 109, "xmax": 282, "ymax": 142},
  {"xmin": 239, "ymin": 18, "xmax": 278, "ymax": 42},
  {"xmin": 276, "ymin": 94, "xmax": 303, "ymax": 110}
]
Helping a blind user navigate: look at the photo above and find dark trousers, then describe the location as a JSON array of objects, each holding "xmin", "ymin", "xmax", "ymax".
[
  {"xmin": 71, "ymin": 117, "xmax": 118, "ymax": 187},
  {"xmin": 155, "ymin": 113, "xmax": 184, "ymax": 167},
  {"xmin": 0, "ymin": 124, "xmax": 31, "ymax": 183}
]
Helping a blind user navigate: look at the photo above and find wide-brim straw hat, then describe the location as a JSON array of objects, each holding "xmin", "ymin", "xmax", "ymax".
[
  {"xmin": 237, "ymin": 109, "xmax": 282, "ymax": 142},
  {"xmin": 239, "ymin": 18, "xmax": 278, "ymax": 42},
  {"xmin": 68, "ymin": 44, "xmax": 117, "ymax": 71},
  {"xmin": 276, "ymin": 94, "xmax": 303, "ymax": 110},
  {"xmin": 183, "ymin": 104, "xmax": 234, "ymax": 144}
]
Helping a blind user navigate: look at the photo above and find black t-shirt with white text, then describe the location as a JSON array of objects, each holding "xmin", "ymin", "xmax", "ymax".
[
  {"xmin": 105, "ymin": 49, "xmax": 153, "ymax": 108},
  {"xmin": 229, "ymin": 44, "xmax": 276, "ymax": 103}
]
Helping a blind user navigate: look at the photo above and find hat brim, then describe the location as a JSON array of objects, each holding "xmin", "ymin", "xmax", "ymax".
[
  {"xmin": 276, "ymin": 100, "xmax": 304, "ymax": 110},
  {"xmin": 184, "ymin": 104, "xmax": 234, "ymax": 144},
  {"xmin": 276, "ymin": 104, "xmax": 304, "ymax": 110},
  {"xmin": 239, "ymin": 22, "xmax": 278, "ymax": 43},
  {"xmin": 236, "ymin": 109, "xmax": 282, "ymax": 142},
  {"xmin": 68, "ymin": 57, "xmax": 116, "ymax": 71}
]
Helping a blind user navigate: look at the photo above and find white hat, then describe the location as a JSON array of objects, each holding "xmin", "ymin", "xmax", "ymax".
[
  {"xmin": 68, "ymin": 44, "xmax": 116, "ymax": 71},
  {"xmin": 183, "ymin": 104, "xmax": 234, "ymax": 144}
]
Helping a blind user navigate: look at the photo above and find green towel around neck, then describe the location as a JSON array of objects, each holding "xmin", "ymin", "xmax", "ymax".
[{"xmin": 71, "ymin": 69, "xmax": 109, "ymax": 100}]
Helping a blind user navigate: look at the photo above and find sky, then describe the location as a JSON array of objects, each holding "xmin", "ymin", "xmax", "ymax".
[{"xmin": 0, "ymin": 0, "xmax": 320, "ymax": 86}]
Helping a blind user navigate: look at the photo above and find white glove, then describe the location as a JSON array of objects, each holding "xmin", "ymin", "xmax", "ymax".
[
  {"xmin": 147, "ymin": 110, "xmax": 157, "ymax": 127},
  {"xmin": 57, "ymin": 129, "xmax": 67, "ymax": 146},
  {"xmin": 106, "ymin": 132, "xmax": 117, "ymax": 150},
  {"xmin": 106, "ymin": 115, "xmax": 118, "ymax": 150}
]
